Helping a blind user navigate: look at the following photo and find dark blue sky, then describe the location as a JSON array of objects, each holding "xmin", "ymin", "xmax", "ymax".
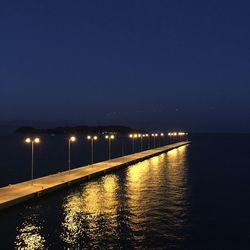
[{"xmin": 0, "ymin": 0, "xmax": 250, "ymax": 132}]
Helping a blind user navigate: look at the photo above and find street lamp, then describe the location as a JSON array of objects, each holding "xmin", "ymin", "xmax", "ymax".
[
  {"xmin": 129, "ymin": 134, "xmax": 137, "ymax": 153},
  {"xmin": 168, "ymin": 132, "xmax": 172, "ymax": 144},
  {"xmin": 144, "ymin": 133, "xmax": 150, "ymax": 149},
  {"xmin": 25, "ymin": 137, "xmax": 40, "ymax": 185},
  {"xmin": 173, "ymin": 132, "xmax": 177, "ymax": 142},
  {"xmin": 87, "ymin": 135, "xmax": 98, "ymax": 164},
  {"xmin": 155, "ymin": 133, "xmax": 158, "ymax": 147},
  {"xmin": 142, "ymin": 134, "xmax": 147, "ymax": 151},
  {"xmin": 138, "ymin": 134, "xmax": 143, "ymax": 151},
  {"xmin": 68, "ymin": 136, "xmax": 76, "ymax": 172},
  {"xmin": 178, "ymin": 132, "xmax": 183, "ymax": 142},
  {"xmin": 159, "ymin": 133, "xmax": 164, "ymax": 146},
  {"xmin": 151, "ymin": 133, "xmax": 158, "ymax": 148},
  {"xmin": 151, "ymin": 133, "xmax": 155, "ymax": 147},
  {"xmin": 105, "ymin": 134, "xmax": 115, "ymax": 160}
]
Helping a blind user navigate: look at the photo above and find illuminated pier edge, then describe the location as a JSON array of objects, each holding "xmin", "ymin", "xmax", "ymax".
[{"xmin": 0, "ymin": 141, "xmax": 190, "ymax": 211}]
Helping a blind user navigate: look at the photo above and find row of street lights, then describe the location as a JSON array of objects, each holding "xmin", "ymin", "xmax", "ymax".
[
  {"xmin": 24, "ymin": 131, "xmax": 187, "ymax": 184},
  {"xmin": 67, "ymin": 135, "xmax": 113, "ymax": 169},
  {"xmin": 25, "ymin": 134, "xmax": 115, "ymax": 184},
  {"xmin": 129, "ymin": 132, "xmax": 188, "ymax": 152}
]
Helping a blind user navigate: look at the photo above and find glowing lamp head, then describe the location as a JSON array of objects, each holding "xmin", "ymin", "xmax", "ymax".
[
  {"xmin": 25, "ymin": 138, "xmax": 31, "ymax": 143},
  {"xmin": 105, "ymin": 135, "xmax": 109, "ymax": 139},
  {"xmin": 134, "ymin": 134, "xmax": 138, "ymax": 138},
  {"xmin": 160, "ymin": 133, "xmax": 164, "ymax": 136},
  {"xmin": 110, "ymin": 135, "xmax": 115, "ymax": 139},
  {"xmin": 70, "ymin": 136, "xmax": 76, "ymax": 142},
  {"xmin": 87, "ymin": 135, "xmax": 91, "ymax": 140},
  {"xmin": 155, "ymin": 133, "xmax": 158, "ymax": 137},
  {"xmin": 34, "ymin": 138, "xmax": 40, "ymax": 143},
  {"xmin": 94, "ymin": 136, "xmax": 98, "ymax": 140},
  {"xmin": 129, "ymin": 134, "xmax": 133, "ymax": 138}
]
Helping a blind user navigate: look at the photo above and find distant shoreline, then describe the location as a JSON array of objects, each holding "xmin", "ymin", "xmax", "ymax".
[{"xmin": 15, "ymin": 125, "xmax": 146, "ymax": 135}]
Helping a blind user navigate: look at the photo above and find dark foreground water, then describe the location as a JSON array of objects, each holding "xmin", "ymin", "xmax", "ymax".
[{"xmin": 0, "ymin": 134, "xmax": 250, "ymax": 249}]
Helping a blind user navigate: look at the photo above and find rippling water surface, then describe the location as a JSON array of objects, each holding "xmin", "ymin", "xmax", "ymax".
[
  {"xmin": 59, "ymin": 147, "xmax": 189, "ymax": 249},
  {"xmin": 1, "ymin": 134, "xmax": 250, "ymax": 249}
]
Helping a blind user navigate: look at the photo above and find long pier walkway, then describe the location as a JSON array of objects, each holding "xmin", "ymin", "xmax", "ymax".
[{"xmin": 0, "ymin": 141, "xmax": 189, "ymax": 211}]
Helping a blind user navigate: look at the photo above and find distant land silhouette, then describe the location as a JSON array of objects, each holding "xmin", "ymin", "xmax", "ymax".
[{"xmin": 16, "ymin": 125, "xmax": 146, "ymax": 135}]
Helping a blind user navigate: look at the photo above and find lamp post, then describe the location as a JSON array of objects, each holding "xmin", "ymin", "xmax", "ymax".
[
  {"xmin": 129, "ymin": 134, "xmax": 137, "ymax": 153},
  {"xmin": 168, "ymin": 132, "xmax": 172, "ymax": 144},
  {"xmin": 178, "ymin": 132, "xmax": 182, "ymax": 142},
  {"xmin": 160, "ymin": 133, "xmax": 164, "ymax": 146},
  {"xmin": 87, "ymin": 135, "xmax": 98, "ymax": 164},
  {"xmin": 68, "ymin": 136, "xmax": 76, "ymax": 172},
  {"xmin": 105, "ymin": 134, "xmax": 115, "ymax": 160},
  {"xmin": 151, "ymin": 134, "xmax": 155, "ymax": 148},
  {"xmin": 25, "ymin": 137, "xmax": 40, "ymax": 185},
  {"xmin": 151, "ymin": 133, "xmax": 158, "ymax": 148},
  {"xmin": 173, "ymin": 132, "xmax": 177, "ymax": 143},
  {"xmin": 155, "ymin": 133, "xmax": 158, "ymax": 147},
  {"xmin": 138, "ymin": 134, "xmax": 143, "ymax": 151},
  {"xmin": 145, "ymin": 133, "xmax": 150, "ymax": 149}
]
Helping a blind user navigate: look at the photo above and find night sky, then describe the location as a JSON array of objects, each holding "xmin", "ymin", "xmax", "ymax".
[{"xmin": 1, "ymin": 0, "xmax": 249, "ymax": 132}]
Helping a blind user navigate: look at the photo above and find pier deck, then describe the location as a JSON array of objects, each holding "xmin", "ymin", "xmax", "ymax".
[{"xmin": 0, "ymin": 141, "xmax": 189, "ymax": 211}]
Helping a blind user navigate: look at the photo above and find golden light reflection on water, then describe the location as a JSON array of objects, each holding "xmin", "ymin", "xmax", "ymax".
[
  {"xmin": 165, "ymin": 146, "xmax": 189, "ymax": 220},
  {"xmin": 126, "ymin": 145, "xmax": 189, "ymax": 235},
  {"xmin": 165, "ymin": 146, "xmax": 188, "ymax": 193},
  {"xmin": 15, "ymin": 221, "xmax": 46, "ymax": 250},
  {"xmin": 13, "ymin": 145, "xmax": 189, "ymax": 249},
  {"xmin": 83, "ymin": 175, "xmax": 118, "ymax": 215},
  {"xmin": 60, "ymin": 145, "xmax": 189, "ymax": 247},
  {"xmin": 61, "ymin": 175, "xmax": 119, "ymax": 247},
  {"xmin": 60, "ymin": 193, "xmax": 83, "ymax": 246}
]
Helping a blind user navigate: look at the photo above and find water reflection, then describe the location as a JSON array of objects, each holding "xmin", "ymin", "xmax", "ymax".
[
  {"xmin": 15, "ymin": 212, "xmax": 47, "ymax": 250},
  {"xmin": 125, "ymin": 145, "xmax": 189, "ymax": 247},
  {"xmin": 60, "ymin": 175, "xmax": 119, "ymax": 249},
  {"xmin": 60, "ymin": 145, "xmax": 189, "ymax": 248},
  {"xmin": 165, "ymin": 147, "xmax": 189, "ymax": 229}
]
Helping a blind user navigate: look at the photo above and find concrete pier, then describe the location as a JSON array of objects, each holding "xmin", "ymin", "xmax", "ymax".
[{"xmin": 0, "ymin": 141, "xmax": 190, "ymax": 211}]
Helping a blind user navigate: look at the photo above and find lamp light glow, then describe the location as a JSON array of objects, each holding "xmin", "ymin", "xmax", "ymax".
[
  {"xmin": 25, "ymin": 138, "xmax": 31, "ymax": 143},
  {"xmin": 70, "ymin": 136, "xmax": 76, "ymax": 142},
  {"xmin": 34, "ymin": 138, "xmax": 40, "ymax": 143}
]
